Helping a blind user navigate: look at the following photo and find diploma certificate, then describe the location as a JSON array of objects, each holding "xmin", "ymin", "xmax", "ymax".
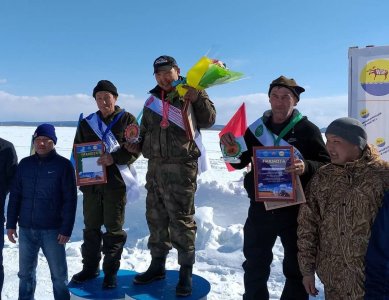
[
  {"xmin": 253, "ymin": 146, "xmax": 296, "ymax": 202},
  {"xmin": 73, "ymin": 141, "xmax": 107, "ymax": 186}
]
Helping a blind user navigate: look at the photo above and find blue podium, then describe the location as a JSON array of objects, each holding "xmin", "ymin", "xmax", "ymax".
[{"xmin": 69, "ymin": 269, "xmax": 211, "ymax": 300}]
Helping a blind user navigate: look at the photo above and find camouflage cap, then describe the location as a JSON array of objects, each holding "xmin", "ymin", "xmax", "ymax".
[{"xmin": 268, "ymin": 75, "xmax": 305, "ymax": 101}]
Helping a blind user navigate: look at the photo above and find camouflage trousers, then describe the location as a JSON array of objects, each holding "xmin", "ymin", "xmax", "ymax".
[{"xmin": 145, "ymin": 159, "xmax": 198, "ymax": 266}]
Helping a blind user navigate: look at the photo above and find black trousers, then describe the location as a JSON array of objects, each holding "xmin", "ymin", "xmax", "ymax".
[{"xmin": 242, "ymin": 201, "xmax": 308, "ymax": 300}]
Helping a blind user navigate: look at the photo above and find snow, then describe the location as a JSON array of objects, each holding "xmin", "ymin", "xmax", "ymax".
[{"xmin": 0, "ymin": 126, "xmax": 324, "ymax": 299}]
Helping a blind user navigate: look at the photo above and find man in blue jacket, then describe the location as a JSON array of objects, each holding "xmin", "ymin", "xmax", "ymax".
[
  {"xmin": 6, "ymin": 124, "xmax": 77, "ymax": 300},
  {"xmin": 0, "ymin": 137, "xmax": 17, "ymax": 296},
  {"xmin": 365, "ymin": 191, "xmax": 389, "ymax": 299}
]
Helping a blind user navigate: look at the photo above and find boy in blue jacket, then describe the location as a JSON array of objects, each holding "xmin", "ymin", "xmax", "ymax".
[{"xmin": 6, "ymin": 124, "xmax": 77, "ymax": 300}]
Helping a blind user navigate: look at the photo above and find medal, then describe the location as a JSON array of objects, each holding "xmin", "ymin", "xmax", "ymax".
[
  {"xmin": 222, "ymin": 141, "xmax": 242, "ymax": 163},
  {"xmin": 125, "ymin": 124, "xmax": 141, "ymax": 143},
  {"xmin": 160, "ymin": 91, "xmax": 170, "ymax": 129},
  {"xmin": 160, "ymin": 119, "xmax": 169, "ymax": 129},
  {"xmin": 223, "ymin": 142, "xmax": 241, "ymax": 158}
]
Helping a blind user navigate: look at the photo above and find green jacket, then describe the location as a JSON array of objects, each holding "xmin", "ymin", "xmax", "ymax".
[
  {"xmin": 74, "ymin": 106, "xmax": 139, "ymax": 191},
  {"xmin": 140, "ymin": 85, "xmax": 216, "ymax": 162}
]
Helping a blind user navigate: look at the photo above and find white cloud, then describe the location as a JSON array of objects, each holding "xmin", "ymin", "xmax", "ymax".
[
  {"xmin": 0, "ymin": 79, "xmax": 7, "ymax": 84},
  {"xmin": 0, "ymin": 91, "xmax": 145, "ymax": 122},
  {"xmin": 0, "ymin": 90, "xmax": 348, "ymax": 129},
  {"xmin": 298, "ymin": 95, "xmax": 348, "ymax": 128}
]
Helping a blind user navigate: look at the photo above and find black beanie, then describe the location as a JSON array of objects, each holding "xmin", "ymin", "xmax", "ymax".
[
  {"xmin": 93, "ymin": 80, "xmax": 118, "ymax": 98},
  {"xmin": 326, "ymin": 117, "xmax": 367, "ymax": 150}
]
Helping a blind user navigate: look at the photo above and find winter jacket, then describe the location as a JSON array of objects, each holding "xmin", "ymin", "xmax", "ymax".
[
  {"xmin": 6, "ymin": 150, "xmax": 77, "ymax": 237},
  {"xmin": 298, "ymin": 145, "xmax": 389, "ymax": 299},
  {"xmin": 365, "ymin": 191, "xmax": 389, "ymax": 298},
  {"xmin": 0, "ymin": 138, "xmax": 18, "ymax": 222},
  {"xmin": 231, "ymin": 109, "xmax": 330, "ymax": 203},
  {"xmin": 74, "ymin": 106, "xmax": 139, "ymax": 192},
  {"xmin": 140, "ymin": 84, "xmax": 216, "ymax": 162}
]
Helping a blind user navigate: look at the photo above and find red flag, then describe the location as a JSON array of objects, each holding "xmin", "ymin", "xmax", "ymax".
[{"xmin": 219, "ymin": 103, "xmax": 247, "ymax": 171}]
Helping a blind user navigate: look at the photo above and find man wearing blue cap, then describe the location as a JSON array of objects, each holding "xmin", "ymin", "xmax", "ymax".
[{"xmin": 6, "ymin": 123, "xmax": 77, "ymax": 300}]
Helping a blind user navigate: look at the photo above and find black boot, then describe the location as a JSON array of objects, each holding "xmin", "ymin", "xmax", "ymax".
[
  {"xmin": 71, "ymin": 229, "xmax": 102, "ymax": 284},
  {"xmin": 71, "ymin": 268, "xmax": 100, "ymax": 283},
  {"xmin": 101, "ymin": 232, "xmax": 127, "ymax": 289},
  {"xmin": 133, "ymin": 257, "xmax": 166, "ymax": 284},
  {"xmin": 102, "ymin": 273, "xmax": 117, "ymax": 289},
  {"xmin": 176, "ymin": 265, "xmax": 193, "ymax": 297}
]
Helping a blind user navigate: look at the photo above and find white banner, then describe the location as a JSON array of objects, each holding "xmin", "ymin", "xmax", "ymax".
[{"xmin": 348, "ymin": 45, "xmax": 389, "ymax": 161}]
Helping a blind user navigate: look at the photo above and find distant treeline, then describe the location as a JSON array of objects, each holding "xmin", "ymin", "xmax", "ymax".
[
  {"xmin": 0, "ymin": 122, "xmax": 326, "ymax": 132},
  {"xmin": 0, "ymin": 121, "xmax": 79, "ymax": 127},
  {"xmin": 0, "ymin": 121, "xmax": 225, "ymax": 131}
]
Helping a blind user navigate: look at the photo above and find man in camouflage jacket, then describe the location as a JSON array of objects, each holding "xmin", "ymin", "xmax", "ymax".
[
  {"xmin": 125, "ymin": 55, "xmax": 216, "ymax": 296},
  {"xmin": 298, "ymin": 117, "xmax": 389, "ymax": 299}
]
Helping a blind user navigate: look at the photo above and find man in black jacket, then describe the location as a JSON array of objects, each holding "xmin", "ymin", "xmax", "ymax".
[
  {"xmin": 220, "ymin": 76, "xmax": 330, "ymax": 300},
  {"xmin": 0, "ymin": 137, "xmax": 17, "ymax": 296}
]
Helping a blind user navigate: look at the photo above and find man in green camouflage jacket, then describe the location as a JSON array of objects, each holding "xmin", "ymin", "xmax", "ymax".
[{"xmin": 125, "ymin": 55, "xmax": 216, "ymax": 296}]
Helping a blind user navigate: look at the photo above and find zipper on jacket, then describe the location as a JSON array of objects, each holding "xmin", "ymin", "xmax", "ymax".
[{"xmin": 31, "ymin": 159, "xmax": 40, "ymax": 228}]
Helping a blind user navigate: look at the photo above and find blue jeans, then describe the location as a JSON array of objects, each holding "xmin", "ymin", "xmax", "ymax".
[
  {"xmin": 18, "ymin": 228, "xmax": 70, "ymax": 300},
  {"xmin": 0, "ymin": 228, "xmax": 4, "ymax": 295}
]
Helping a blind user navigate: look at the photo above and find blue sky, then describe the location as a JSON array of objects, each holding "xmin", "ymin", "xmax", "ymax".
[{"xmin": 1, "ymin": 0, "xmax": 389, "ymax": 127}]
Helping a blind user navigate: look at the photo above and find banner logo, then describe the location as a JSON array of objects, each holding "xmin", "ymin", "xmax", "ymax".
[
  {"xmin": 360, "ymin": 59, "xmax": 389, "ymax": 96},
  {"xmin": 359, "ymin": 108, "xmax": 370, "ymax": 118},
  {"xmin": 376, "ymin": 137, "xmax": 386, "ymax": 147},
  {"xmin": 255, "ymin": 125, "xmax": 263, "ymax": 137}
]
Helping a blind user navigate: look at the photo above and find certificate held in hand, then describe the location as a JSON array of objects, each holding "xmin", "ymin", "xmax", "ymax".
[
  {"xmin": 73, "ymin": 141, "xmax": 107, "ymax": 186},
  {"xmin": 253, "ymin": 146, "xmax": 296, "ymax": 202}
]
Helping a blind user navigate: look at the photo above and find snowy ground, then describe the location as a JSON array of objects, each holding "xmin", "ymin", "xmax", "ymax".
[{"xmin": 0, "ymin": 126, "xmax": 324, "ymax": 299}]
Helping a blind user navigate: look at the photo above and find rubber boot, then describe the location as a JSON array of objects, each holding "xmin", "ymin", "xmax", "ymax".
[
  {"xmin": 102, "ymin": 273, "xmax": 117, "ymax": 289},
  {"xmin": 71, "ymin": 268, "xmax": 100, "ymax": 283},
  {"xmin": 133, "ymin": 257, "xmax": 166, "ymax": 284},
  {"xmin": 102, "ymin": 232, "xmax": 127, "ymax": 289},
  {"xmin": 176, "ymin": 265, "xmax": 193, "ymax": 297}
]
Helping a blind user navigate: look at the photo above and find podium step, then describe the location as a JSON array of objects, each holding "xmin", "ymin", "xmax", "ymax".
[{"xmin": 69, "ymin": 269, "xmax": 210, "ymax": 300}]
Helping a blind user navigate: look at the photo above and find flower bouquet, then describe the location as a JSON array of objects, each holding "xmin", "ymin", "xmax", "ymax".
[{"xmin": 175, "ymin": 56, "xmax": 244, "ymax": 96}]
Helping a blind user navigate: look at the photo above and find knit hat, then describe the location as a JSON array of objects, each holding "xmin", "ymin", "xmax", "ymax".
[
  {"xmin": 93, "ymin": 80, "xmax": 118, "ymax": 98},
  {"xmin": 268, "ymin": 75, "xmax": 305, "ymax": 101},
  {"xmin": 33, "ymin": 123, "xmax": 57, "ymax": 145},
  {"xmin": 153, "ymin": 55, "xmax": 178, "ymax": 74},
  {"xmin": 326, "ymin": 117, "xmax": 367, "ymax": 150}
]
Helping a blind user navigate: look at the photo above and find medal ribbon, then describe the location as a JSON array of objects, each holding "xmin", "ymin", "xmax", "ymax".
[
  {"xmin": 271, "ymin": 112, "xmax": 303, "ymax": 146},
  {"xmin": 248, "ymin": 111, "xmax": 304, "ymax": 160},
  {"xmin": 97, "ymin": 110, "xmax": 125, "ymax": 143},
  {"xmin": 160, "ymin": 90, "xmax": 170, "ymax": 128}
]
